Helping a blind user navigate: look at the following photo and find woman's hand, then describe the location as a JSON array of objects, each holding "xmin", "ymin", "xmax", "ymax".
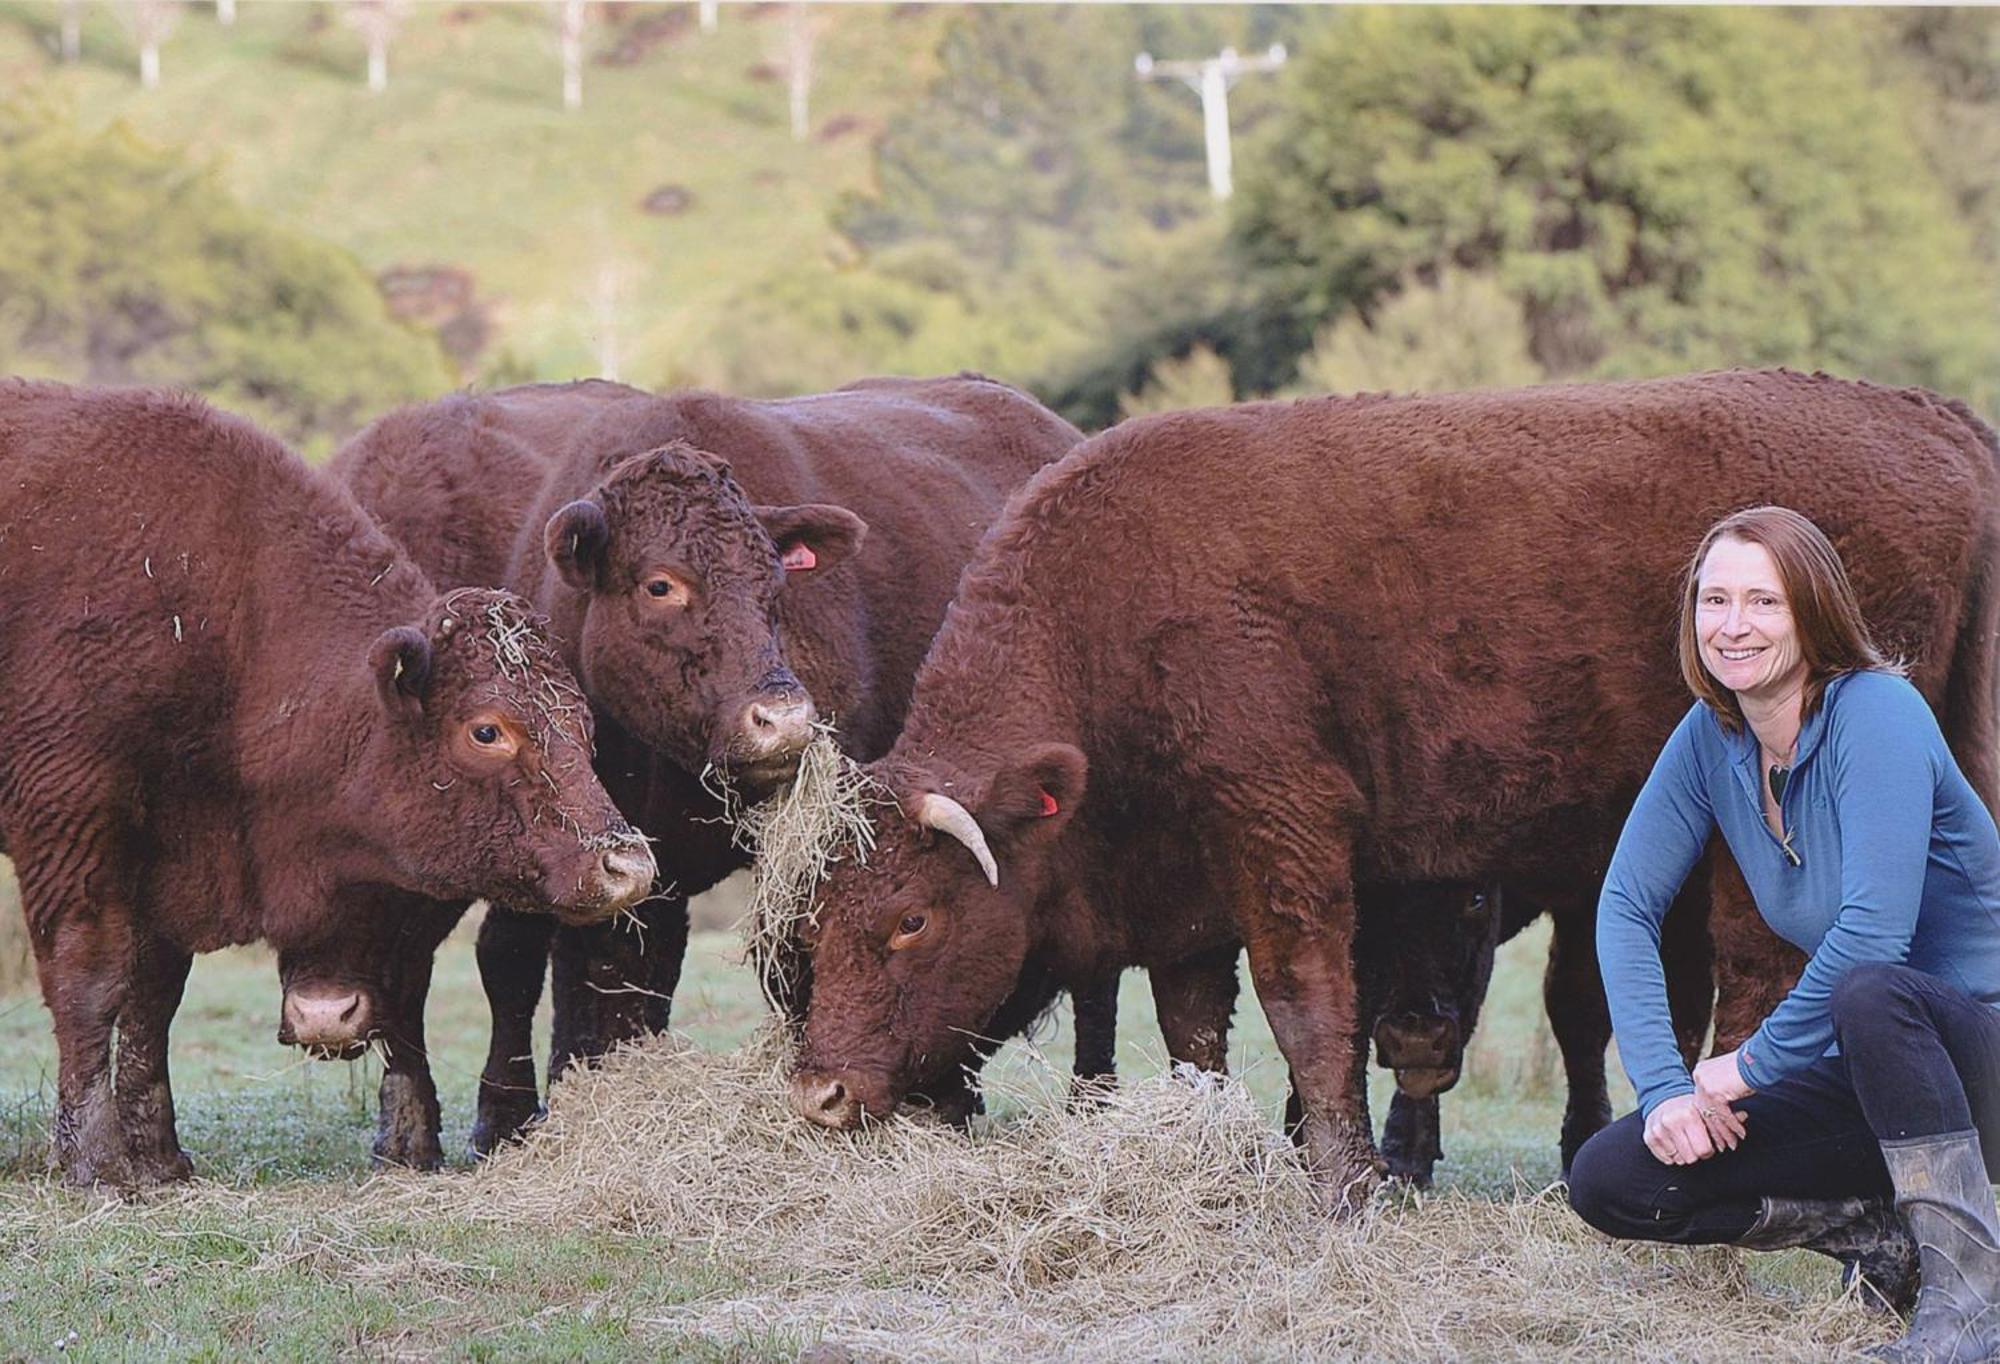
[
  {"xmin": 1690, "ymin": 1049, "xmax": 1753, "ymax": 1152},
  {"xmin": 1644, "ymin": 1093, "xmax": 1721, "ymax": 1164}
]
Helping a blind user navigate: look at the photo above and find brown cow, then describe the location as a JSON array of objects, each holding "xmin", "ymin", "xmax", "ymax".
[
  {"xmin": 788, "ymin": 370, "xmax": 2000, "ymax": 1207},
  {"xmin": 0, "ymin": 382, "xmax": 655, "ymax": 1187},
  {"xmin": 326, "ymin": 374, "xmax": 1088, "ymax": 1163}
]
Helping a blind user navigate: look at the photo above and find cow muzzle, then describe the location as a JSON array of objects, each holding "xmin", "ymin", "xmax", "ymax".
[
  {"xmin": 1373, "ymin": 1012, "xmax": 1464, "ymax": 1098},
  {"xmin": 789, "ymin": 1067, "xmax": 891, "ymax": 1130},
  {"xmin": 724, "ymin": 692, "xmax": 818, "ymax": 791},
  {"xmin": 279, "ymin": 985, "xmax": 375, "ymax": 1059},
  {"xmin": 560, "ymin": 839, "xmax": 657, "ymax": 924}
]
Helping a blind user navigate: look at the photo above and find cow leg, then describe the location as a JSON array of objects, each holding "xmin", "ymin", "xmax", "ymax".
[
  {"xmin": 1663, "ymin": 872, "xmax": 1716, "ymax": 1068},
  {"xmin": 472, "ymin": 906, "xmax": 553, "ymax": 1156},
  {"xmin": 1149, "ymin": 943, "xmax": 1239, "ymax": 1074},
  {"xmin": 1544, "ymin": 899, "xmax": 1613, "ymax": 1175},
  {"xmin": 20, "ymin": 843, "xmax": 139, "ymax": 1189},
  {"xmin": 1068, "ymin": 973, "xmax": 1120, "ymax": 1102},
  {"xmin": 114, "ymin": 930, "xmax": 193, "ymax": 1185},
  {"xmin": 641, "ymin": 895, "xmax": 692, "ymax": 1035},
  {"xmin": 373, "ymin": 907, "xmax": 461, "ymax": 1171},
  {"xmin": 1381, "ymin": 1093, "xmax": 1443, "ymax": 1188},
  {"xmin": 1707, "ymin": 849, "xmax": 1800, "ymax": 1054},
  {"xmin": 1224, "ymin": 808, "xmax": 1378, "ymax": 1208},
  {"xmin": 549, "ymin": 897, "xmax": 680, "ymax": 1085}
]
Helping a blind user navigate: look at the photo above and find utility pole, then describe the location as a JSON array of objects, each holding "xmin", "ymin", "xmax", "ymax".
[{"xmin": 1134, "ymin": 43, "xmax": 1286, "ymax": 200}]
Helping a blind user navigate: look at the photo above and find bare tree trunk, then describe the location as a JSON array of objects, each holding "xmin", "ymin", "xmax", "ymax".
[
  {"xmin": 559, "ymin": 0, "xmax": 586, "ymax": 111},
  {"xmin": 343, "ymin": 1, "xmax": 407, "ymax": 95},
  {"xmin": 784, "ymin": 3, "xmax": 816, "ymax": 142},
  {"xmin": 123, "ymin": 0, "xmax": 182, "ymax": 87},
  {"xmin": 59, "ymin": 0, "xmax": 81, "ymax": 62},
  {"xmin": 698, "ymin": 0, "xmax": 716, "ymax": 34},
  {"xmin": 216, "ymin": 0, "xmax": 235, "ymax": 25}
]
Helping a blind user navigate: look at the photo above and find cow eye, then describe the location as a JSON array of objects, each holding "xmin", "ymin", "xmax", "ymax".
[
  {"xmin": 646, "ymin": 580, "xmax": 672, "ymax": 598},
  {"xmin": 888, "ymin": 912, "xmax": 930, "ymax": 949},
  {"xmin": 899, "ymin": 914, "xmax": 927, "ymax": 936},
  {"xmin": 471, "ymin": 723, "xmax": 502, "ymax": 746}
]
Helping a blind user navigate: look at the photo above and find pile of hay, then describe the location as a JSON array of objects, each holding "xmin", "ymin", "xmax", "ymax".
[
  {"xmin": 384, "ymin": 1031, "xmax": 1890, "ymax": 1362},
  {"xmin": 729, "ymin": 731, "xmax": 885, "ymax": 1008}
]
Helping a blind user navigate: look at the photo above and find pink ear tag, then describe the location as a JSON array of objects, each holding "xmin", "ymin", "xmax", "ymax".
[
  {"xmin": 1039, "ymin": 790, "xmax": 1059, "ymax": 817},
  {"xmin": 781, "ymin": 543, "xmax": 817, "ymax": 572}
]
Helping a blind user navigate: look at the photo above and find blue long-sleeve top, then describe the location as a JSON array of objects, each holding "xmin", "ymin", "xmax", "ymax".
[{"xmin": 1599, "ymin": 670, "xmax": 2000, "ymax": 1118}]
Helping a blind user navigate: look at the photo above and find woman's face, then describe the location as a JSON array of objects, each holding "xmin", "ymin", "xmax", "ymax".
[{"xmin": 1695, "ymin": 536, "xmax": 1807, "ymax": 708}]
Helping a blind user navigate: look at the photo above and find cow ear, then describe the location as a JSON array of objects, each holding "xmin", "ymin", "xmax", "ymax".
[
  {"xmin": 545, "ymin": 499, "xmax": 610, "ymax": 592},
  {"xmin": 368, "ymin": 626, "xmax": 431, "ymax": 716},
  {"xmin": 982, "ymin": 742, "xmax": 1086, "ymax": 841},
  {"xmin": 755, "ymin": 504, "xmax": 867, "ymax": 577}
]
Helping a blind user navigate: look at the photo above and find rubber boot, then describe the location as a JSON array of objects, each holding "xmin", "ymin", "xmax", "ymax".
[
  {"xmin": 1868, "ymin": 1130, "xmax": 2000, "ymax": 1363},
  {"xmin": 1738, "ymin": 1195, "xmax": 1920, "ymax": 1315}
]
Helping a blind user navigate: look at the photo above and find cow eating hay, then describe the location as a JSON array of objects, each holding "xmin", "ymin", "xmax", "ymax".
[{"xmin": 732, "ymin": 730, "xmax": 888, "ymax": 1010}]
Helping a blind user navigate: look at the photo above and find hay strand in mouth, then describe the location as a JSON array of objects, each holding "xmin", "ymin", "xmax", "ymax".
[{"xmin": 730, "ymin": 728, "xmax": 888, "ymax": 1010}]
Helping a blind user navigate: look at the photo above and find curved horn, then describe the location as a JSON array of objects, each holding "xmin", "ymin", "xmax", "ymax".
[{"xmin": 915, "ymin": 793, "xmax": 999, "ymax": 887}]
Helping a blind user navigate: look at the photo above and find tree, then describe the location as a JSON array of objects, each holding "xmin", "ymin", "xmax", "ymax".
[
  {"xmin": 121, "ymin": 0, "xmax": 181, "ymax": 90},
  {"xmin": 0, "ymin": 97, "xmax": 454, "ymax": 452},
  {"xmin": 767, "ymin": 3, "xmax": 828, "ymax": 142},
  {"xmin": 557, "ymin": 0, "xmax": 589, "ymax": 111},
  {"xmin": 59, "ymin": 0, "xmax": 82, "ymax": 62},
  {"xmin": 343, "ymin": 0, "xmax": 409, "ymax": 95},
  {"xmin": 1234, "ymin": 8, "xmax": 2000, "ymax": 415},
  {"xmin": 1118, "ymin": 344, "xmax": 1234, "ymax": 419},
  {"xmin": 839, "ymin": 7, "xmax": 1298, "ymax": 272},
  {"xmin": 1293, "ymin": 269, "xmax": 1544, "ymax": 396}
]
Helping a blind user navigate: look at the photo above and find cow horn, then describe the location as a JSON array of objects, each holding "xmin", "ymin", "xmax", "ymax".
[{"xmin": 915, "ymin": 793, "xmax": 999, "ymax": 887}]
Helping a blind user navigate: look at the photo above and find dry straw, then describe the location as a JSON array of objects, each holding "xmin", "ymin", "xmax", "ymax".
[
  {"xmin": 1, "ymin": 1031, "xmax": 1896, "ymax": 1361},
  {"xmin": 729, "ymin": 730, "xmax": 888, "ymax": 1008},
  {"xmin": 372, "ymin": 1033, "xmax": 1886, "ymax": 1362}
]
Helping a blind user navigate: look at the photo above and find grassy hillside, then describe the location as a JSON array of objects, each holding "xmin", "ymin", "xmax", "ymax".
[{"xmin": 0, "ymin": 1, "xmax": 952, "ymax": 400}]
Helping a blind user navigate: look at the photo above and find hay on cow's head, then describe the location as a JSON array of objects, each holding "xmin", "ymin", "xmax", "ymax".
[{"xmin": 729, "ymin": 729, "xmax": 888, "ymax": 1008}]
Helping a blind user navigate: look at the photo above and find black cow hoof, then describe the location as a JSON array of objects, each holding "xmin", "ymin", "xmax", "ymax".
[
  {"xmin": 372, "ymin": 1134, "xmax": 445, "ymax": 1172},
  {"xmin": 469, "ymin": 1102, "xmax": 546, "ymax": 1158},
  {"xmin": 1383, "ymin": 1157, "xmax": 1437, "ymax": 1189},
  {"xmin": 128, "ymin": 1147, "xmax": 195, "ymax": 1186}
]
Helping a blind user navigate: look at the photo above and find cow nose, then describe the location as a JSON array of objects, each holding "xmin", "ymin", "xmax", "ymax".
[
  {"xmin": 597, "ymin": 843, "xmax": 657, "ymax": 910},
  {"xmin": 281, "ymin": 987, "xmax": 373, "ymax": 1052},
  {"xmin": 1374, "ymin": 1012, "xmax": 1461, "ymax": 1070},
  {"xmin": 742, "ymin": 695, "xmax": 817, "ymax": 759},
  {"xmin": 790, "ymin": 1070, "xmax": 862, "ymax": 1129}
]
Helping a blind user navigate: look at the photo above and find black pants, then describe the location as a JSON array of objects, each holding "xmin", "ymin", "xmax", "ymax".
[{"xmin": 1568, "ymin": 963, "xmax": 2000, "ymax": 1245}]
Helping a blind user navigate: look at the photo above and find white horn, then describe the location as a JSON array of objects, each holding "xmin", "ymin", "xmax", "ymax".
[{"xmin": 915, "ymin": 792, "xmax": 999, "ymax": 887}]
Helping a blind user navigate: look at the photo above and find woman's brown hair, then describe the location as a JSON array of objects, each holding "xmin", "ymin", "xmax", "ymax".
[{"xmin": 1677, "ymin": 505, "xmax": 1900, "ymax": 732}]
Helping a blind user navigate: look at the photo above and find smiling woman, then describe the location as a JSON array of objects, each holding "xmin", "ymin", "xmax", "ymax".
[{"xmin": 1574, "ymin": 506, "xmax": 2000, "ymax": 1363}]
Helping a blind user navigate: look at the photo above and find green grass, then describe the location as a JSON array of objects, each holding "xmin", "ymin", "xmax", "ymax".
[{"xmin": 0, "ymin": 1, "xmax": 951, "ymax": 392}]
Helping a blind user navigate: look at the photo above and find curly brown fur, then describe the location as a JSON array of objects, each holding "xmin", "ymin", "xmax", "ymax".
[{"xmin": 794, "ymin": 369, "xmax": 2000, "ymax": 1208}]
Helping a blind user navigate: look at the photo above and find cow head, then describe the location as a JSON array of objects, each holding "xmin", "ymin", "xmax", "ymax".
[
  {"xmin": 789, "ymin": 745, "xmax": 1086, "ymax": 1128},
  {"xmin": 270, "ymin": 896, "xmax": 454, "ymax": 1060},
  {"xmin": 1358, "ymin": 882, "xmax": 1506, "ymax": 1099},
  {"xmin": 337, "ymin": 588, "xmax": 655, "ymax": 926},
  {"xmin": 543, "ymin": 443, "xmax": 866, "ymax": 796}
]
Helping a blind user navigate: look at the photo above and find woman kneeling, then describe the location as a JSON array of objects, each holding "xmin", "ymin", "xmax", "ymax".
[{"xmin": 1570, "ymin": 506, "xmax": 2000, "ymax": 1363}]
